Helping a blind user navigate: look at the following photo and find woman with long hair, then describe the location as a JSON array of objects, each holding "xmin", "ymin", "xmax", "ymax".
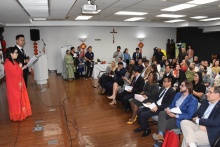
[
  {"xmin": 192, "ymin": 72, "xmax": 206, "ymax": 102},
  {"xmin": 108, "ymin": 65, "xmax": 133, "ymax": 104},
  {"xmin": 4, "ymin": 47, "xmax": 32, "ymax": 121},
  {"xmin": 127, "ymin": 72, "xmax": 159, "ymax": 124},
  {"xmin": 123, "ymin": 48, "xmax": 131, "ymax": 65},
  {"xmin": 64, "ymin": 50, "xmax": 75, "ymax": 80}
]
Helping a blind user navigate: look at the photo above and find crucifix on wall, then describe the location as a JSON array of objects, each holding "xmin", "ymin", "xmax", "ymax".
[{"xmin": 110, "ymin": 28, "xmax": 117, "ymax": 44}]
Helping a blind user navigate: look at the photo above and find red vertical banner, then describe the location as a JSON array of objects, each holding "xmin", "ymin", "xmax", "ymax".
[{"xmin": 33, "ymin": 42, "xmax": 38, "ymax": 55}]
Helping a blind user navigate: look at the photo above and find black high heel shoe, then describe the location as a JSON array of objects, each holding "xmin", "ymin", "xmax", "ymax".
[{"xmin": 93, "ymin": 85, "xmax": 100, "ymax": 89}]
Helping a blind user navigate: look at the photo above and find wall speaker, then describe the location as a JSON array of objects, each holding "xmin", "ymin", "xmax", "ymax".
[{"xmin": 30, "ymin": 29, "xmax": 40, "ymax": 41}]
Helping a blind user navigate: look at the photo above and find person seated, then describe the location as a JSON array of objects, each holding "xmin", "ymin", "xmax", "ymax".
[
  {"xmin": 152, "ymin": 81, "xmax": 198, "ymax": 141},
  {"xmin": 137, "ymin": 59, "xmax": 144, "ymax": 73},
  {"xmin": 180, "ymin": 59, "xmax": 188, "ymax": 73},
  {"xmin": 150, "ymin": 64, "xmax": 160, "ymax": 81},
  {"xmin": 159, "ymin": 65, "xmax": 175, "ymax": 87},
  {"xmin": 117, "ymin": 66, "xmax": 145, "ymax": 112},
  {"xmin": 93, "ymin": 61, "xmax": 117, "ymax": 92},
  {"xmin": 129, "ymin": 59, "xmax": 136, "ymax": 69},
  {"xmin": 181, "ymin": 86, "xmax": 220, "ymax": 147},
  {"xmin": 103, "ymin": 62, "xmax": 126, "ymax": 95},
  {"xmin": 141, "ymin": 59, "xmax": 150, "ymax": 80},
  {"xmin": 173, "ymin": 64, "xmax": 186, "ymax": 92},
  {"xmin": 128, "ymin": 72, "xmax": 159, "ymax": 124},
  {"xmin": 192, "ymin": 72, "xmax": 206, "ymax": 102},
  {"xmin": 118, "ymin": 57, "xmax": 126, "ymax": 67},
  {"xmin": 185, "ymin": 62, "xmax": 196, "ymax": 82},
  {"xmin": 211, "ymin": 59, "xmax": 220, "ymax": 76},
  {"xmin": 133, "ymin": 77, "xmax": 176, "ymax": 137},
  {"xmin": 108, "ymin": 65, "xmax": 133, "ymax": 105}
]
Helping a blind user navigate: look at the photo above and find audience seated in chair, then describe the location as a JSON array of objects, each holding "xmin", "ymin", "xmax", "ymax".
[
  {"xmin": 117, "ymin": 66, "xmax": 145, "ymax": 112},
  {"xmin": 133, "ymin": 77, "xmax": 175, "ymax": 137},
  {"xmin": 152, "ymin": 81, "xmax": 198, "ymax": 142},
  {"xmin": 181, "ymin": 86, "xmax": 220, "ymax": 147},
  {"xmin": 128, "ymin": 72, "xmax": 159, "ymax": 125}
]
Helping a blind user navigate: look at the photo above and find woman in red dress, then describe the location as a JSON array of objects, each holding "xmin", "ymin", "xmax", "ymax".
[{"xmin": 4, "ymin": 47, "xmax": 32, "ymax": 121}]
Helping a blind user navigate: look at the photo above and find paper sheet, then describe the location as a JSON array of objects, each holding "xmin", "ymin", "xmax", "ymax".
[
  {"xmin": 170, "ymin": 107, "xmax": 182, "ymax": 114},
  {"xmin": 26, "ymin": 55, "xmax": 40, "ymax": 68},
  {"xmin": 125, "ymin": 85, "xmax": 133, "ymax": 91},
  {"xmin": 134, "ymin": 94, "xmax": 146, "ymax": 102},
  {"xmin": 143, "ymin": 102, "xmax": 156, "ymax": 109}
]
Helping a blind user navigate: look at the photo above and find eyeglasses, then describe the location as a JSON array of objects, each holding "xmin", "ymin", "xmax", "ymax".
[{"xmin": 207, "ymin": 91, "xmax": 217, "ymax": 94}]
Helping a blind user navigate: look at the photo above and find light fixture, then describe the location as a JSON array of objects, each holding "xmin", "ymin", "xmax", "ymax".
[
  {"xmin": 164, "ymin": 19, "xmax": 186, "ymax": 23},
  {"xmin": 156, "ymin": 14, "xmax": 186, "ymax": 18},
  {"xmin": 18, "ymin": 0, "xmax": 49, "ymax": 17},
  {"xmin": 199, "ymin": 17, "xmax": 220, "ymax": 21},
  {"xmin": 79, "ymin": 37, "xmax": 87, "ymax": 42},
  {"xmin": 75, "ymin": 16, "xmax": 93, "ymax": 20},
  {"xmin": 33, "ymin": 18, "xmax": 47, "ymax": 21},
  {"xmin": 190, "ymin": 16, "xmax": 208, "ymax": 19},
  {"xmin": 82, "ymin": 10, "xmax": 101, "ymax": 14},
  {"xmin": 124, "ymin": 17, "xmax": 145, "ymax": 21},
  {"xmin": 115, "ymin": 11, "xmax": 147, "ymax": 16},
  {"xmin": 161, "ymin": 3, "xmax": 197, "ymax": 12},
  {"xmin": 187, "ymin": 0, "xmax": 219, "ymax": 5}
]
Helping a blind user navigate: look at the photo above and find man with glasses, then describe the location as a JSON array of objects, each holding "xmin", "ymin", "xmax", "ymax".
[
  {"xmin": 152, "ymin": 81, "xmax": 198, "ymax": 141},
  {"xmin": 133, "ymin": 77, "xmax": 176, "ymax": 137},
  {"xmin": 181, "ymin": 86, "xmax": 220, "ymax": 147}
]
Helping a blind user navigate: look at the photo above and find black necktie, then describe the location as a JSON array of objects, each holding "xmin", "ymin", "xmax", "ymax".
[
  {"xmin": 159, "ymin": 89, "xmax": 167, "ymax": 99},
  {"xmin": 131, "ymin": 78, "xmax": 136, "ymax": 86},
  {"xmin": 21, "ymin": 49, "xmax": 24, "ymax": 54}
]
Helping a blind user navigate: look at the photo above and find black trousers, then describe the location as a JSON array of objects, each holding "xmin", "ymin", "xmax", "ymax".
[
  {"xmin": 85, "ymin": 62, "xmax": 94, "ymax": 78},
  {"xmin": 137, "ymin": 107, "xmax": 159, "ymax": 130},
  {"xmin": 23, "ymin": 67, "xmax": 29, "ymax": 87},
  {"xmin": 117, "ymin": 91, "xmax": 134, "ymax": 110}
]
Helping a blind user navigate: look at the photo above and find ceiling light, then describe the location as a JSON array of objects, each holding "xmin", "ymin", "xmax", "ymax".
[
  {"xmin": 115, "ymin": 11, "xmax": 147, "ymax": 16},
  {"xmin": 164, "ymin": 19, "xmax": 186, "ymax": 23},
  {"xmin": 33, "ymin": 18, "xmax": 47, "ymax": 21},
  {"xmin": 199, "ymin": 17, "xmax": 220, "ymax": 21},
  {"xmin": 161, "ymin": 3, "xmax": 197, "ymax": 12},
  {"xmin": 75, "ymin": 16, "xmax": 93, "ymax": 20},
  {"xmin": 82, "ymin": 10, "xmax": 101, "ymax": 14},
  {"xmin": 18, "ymin": 0, "xmax": 49, "ymax": 17},
  {"xmin": 124, "ymin": 17, "xmax": 145, "ymax": 21},
  {"xmin": 156, "ymin": 14, "xmax": 186, "ymax": 18},
  {"xmin": 190, "ymin": 16, "xmax": 208, "ymax": 19},
  {"xmin": 187, "ymin": 0, "xmax": 219, "ymax": 5}
]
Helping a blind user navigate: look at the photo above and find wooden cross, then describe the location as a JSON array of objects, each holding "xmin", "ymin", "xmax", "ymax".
[{"xmin": 110, "ymin": 28, "xmax": 117, "ymax": 44}]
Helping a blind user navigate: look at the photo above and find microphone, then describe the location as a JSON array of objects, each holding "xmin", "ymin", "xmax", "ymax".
[{"xmin": 42, "ymin": 39, "xmax": 46, "ymax": 46}]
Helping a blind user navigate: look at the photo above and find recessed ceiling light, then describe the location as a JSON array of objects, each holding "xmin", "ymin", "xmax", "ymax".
[
  {"xmin": 124, "ymin": 17, "xmax": 145, "ymax": 21},
  {"xmin": 75, "ymin": 16, "xmax": 93, "ymax": 20},
  {"xmin": 156, "ymin": 14, "xmax": 186, "ymax": 18},
  {"xmin": 82, "ymin": 10, "xmax": 101, "ymax": 14},
  {"xmin": 190, "ymin": 16, "xmax": 208, "ymax": 19},
  {"xmin": 199, "ymin": 17, "xmax": 220, "ymax": 21},
  {"xmin": 115, "ymin": 11, "xmax": 147, "ymax": 16},
  {"xmin": 33, "ymin": 18, "xmax": 47, "ymax": 21},
  {"xmin": 164, "ymin": 19, "xmax": 186, "ymax": 23},
  {"xmin": 187, "ymin": 0, "xmax": 219, "ymax": 5},
  {"xmin": 161, "ymin": 3, "xmax": 197, "ymax": 12},
  {"xmin": 18, "ymin": 0, "xmax": 49, "ymax": 17}
]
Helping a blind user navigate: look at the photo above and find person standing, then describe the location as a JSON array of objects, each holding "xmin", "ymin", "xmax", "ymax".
[
  {"xmin": 64, "ymin": 50, "xmax": 75, "ymax": 80},
  {"xmin": 123, "ymin": 48, "xmax": 131, "ymax": 65},
  {"xmin": 15, "ymin": 34, "xmax": 29, "ymax": 87},
  {"xmin": 132, "ymin": 48, "xmax": 142, "ymax": 65},
  {"xmin": 113, "ymin": 46, "xmax": 123, "ymax": 62},
  {"xmin": 4, "ymin": 47, "xmax": 32, "ymax": 121},
  {"xmin": 85, "ymin": 46, "xmax": 94, "ymax": 80}
]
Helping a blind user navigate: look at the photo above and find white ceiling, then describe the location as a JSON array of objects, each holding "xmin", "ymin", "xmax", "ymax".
[{"xmin": 0, "ymin": 0, "xmax": 220, "ymax": 27}]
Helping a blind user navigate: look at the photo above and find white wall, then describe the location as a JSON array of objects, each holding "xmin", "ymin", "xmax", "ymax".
[{"xmin": 3, "ymin": 26, "xmax": 176, "ymax": 72}]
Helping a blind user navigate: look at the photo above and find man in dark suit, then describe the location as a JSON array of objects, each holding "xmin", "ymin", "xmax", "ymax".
[
  {"xmin": 132, "ymin": 48, "xmax": 142, "ymax": 65},
  {"xmin": 181, "ymin": 86, "xmax": 220, "ymax": 147},
  {"xmin": 117, "ymin": 66, "xmax": 145, "ymax": 112},
  {"xmin": 15, "ymin": 34, "xmax": 29, "ymax": 86},
  {"xmin": 159, "ymin": 65, "xmax": 175, "ymax": 86},
  {"xmin": 152, "ymin": 81, "xmax": 198, "ymax": 141},
  {"xmin": 134, "ymin": 77, "xmax": 176, "ymax": 137}
]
